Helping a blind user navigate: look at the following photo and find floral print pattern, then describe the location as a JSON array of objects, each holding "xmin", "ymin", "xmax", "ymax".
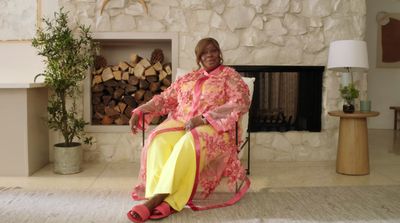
[{"xmin": 132, "ymin": 65, "xmax": 250, "ymax": 204}]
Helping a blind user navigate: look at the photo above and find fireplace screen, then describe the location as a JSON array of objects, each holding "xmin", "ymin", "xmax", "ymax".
[{"xmin": 233, "ymin": 66, "xmax": 324, "ymax": 132}]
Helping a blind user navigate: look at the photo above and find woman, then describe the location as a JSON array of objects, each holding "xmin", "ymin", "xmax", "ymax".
[{"xmin": 127, "ymin": 37, "xmax": 251, "ymax": 222}]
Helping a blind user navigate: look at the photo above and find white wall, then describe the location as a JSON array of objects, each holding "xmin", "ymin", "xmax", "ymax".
[
  {"xmin": 366, "ymin": 0, "xmax": 400, "ymax": 129},
  {"xmin": 0, "ymin": 42, "xmax": 45, "ymax": 83},
  {"xmin": 41, "ymin": 0, "xmax": 59, "ymax": 19}
]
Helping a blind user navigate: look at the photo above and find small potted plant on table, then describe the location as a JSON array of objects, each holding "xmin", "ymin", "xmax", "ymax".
[
  {"xmin": 339, "ymin": 83, "xmax": 359, "ymax": 113},
  {"xmin": 32, "ymin": 8, "xmax": 95, "ymax": 174}
]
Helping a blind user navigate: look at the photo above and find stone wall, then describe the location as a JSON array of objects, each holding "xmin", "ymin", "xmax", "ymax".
[{"xmin": 55, "ymin": 0, "xmax": 368, "ymax": 162}]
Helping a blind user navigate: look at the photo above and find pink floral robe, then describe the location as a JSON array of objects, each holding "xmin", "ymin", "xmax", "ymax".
[{"xmin": 131, "ymin": 65, "xmax": 251, "ymax": 210}]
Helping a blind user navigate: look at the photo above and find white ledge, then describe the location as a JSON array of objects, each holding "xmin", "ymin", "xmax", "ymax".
[{"xmin": 0, "ymin": 82, "xmax": 46, "ymax": 89}]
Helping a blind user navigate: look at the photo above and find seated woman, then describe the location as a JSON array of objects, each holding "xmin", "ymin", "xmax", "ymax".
[{"xmin": 127, "ymin": 37, "xmax": 251, "ymax": 223}]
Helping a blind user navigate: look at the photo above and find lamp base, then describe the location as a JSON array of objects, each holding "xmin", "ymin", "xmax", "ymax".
[{"xmin": 341, "ymin": 72, "xmax": 352, "ymax": 87}]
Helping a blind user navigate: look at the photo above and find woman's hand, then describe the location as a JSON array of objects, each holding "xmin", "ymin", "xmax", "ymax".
[
  {"xmin": 129, "ymin": 113, "xmax": 139, "ymax": 134},
  {"xmin": 185, "ymin": 115, "xmax": 207, "ymax": 131}
]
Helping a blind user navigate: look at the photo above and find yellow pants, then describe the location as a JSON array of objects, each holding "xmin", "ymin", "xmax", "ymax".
[{"xmin": 145, "ymin": 120, "xmax": 208, "ymax": 211}]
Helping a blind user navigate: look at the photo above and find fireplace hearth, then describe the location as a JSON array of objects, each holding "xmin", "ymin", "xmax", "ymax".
[{"xmin": 254, "ymin": 109, "xmax": 293, "ymax": 132}]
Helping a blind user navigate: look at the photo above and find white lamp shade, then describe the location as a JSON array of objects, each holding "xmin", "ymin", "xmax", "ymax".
[{"xmin": 327, "ymin": 40, "xmax": 369, "ymax": 72}]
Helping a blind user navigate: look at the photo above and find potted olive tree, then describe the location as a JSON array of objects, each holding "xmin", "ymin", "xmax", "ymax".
[
  {"xmin": 339, "ymin": 83, "xmax": 359, "ymax": 113},
  {"xmin": 32, "ymin": 8, "xmax": 94, "ymax": 174}
]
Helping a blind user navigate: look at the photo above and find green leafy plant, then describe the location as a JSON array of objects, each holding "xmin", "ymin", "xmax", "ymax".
[
  {"xmin": 32, "ymin": 8, "xmax": 95, "ymax": 146},
  {"xmin": 339, "ymin": 83, "xmax": 359, "ymax": 104}
]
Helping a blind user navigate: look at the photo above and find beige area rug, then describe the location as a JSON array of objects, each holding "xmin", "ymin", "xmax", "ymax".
[{"xmin": 1, "ymin": 185, "xmax": 400, "ymax": 223}]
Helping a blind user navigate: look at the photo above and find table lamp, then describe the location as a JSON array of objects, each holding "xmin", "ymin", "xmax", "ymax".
[
  {"xmin": 327, "ymin": 40, "xmax": 369, "ymax": 113},
  {"xmin": 327, "ymin": 40, "xmax": 369, "ymax": 86}
]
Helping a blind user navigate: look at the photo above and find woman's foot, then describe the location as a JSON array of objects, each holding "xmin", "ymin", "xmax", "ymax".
[
  {"xmin": 128, "ymin": 194, "xmax": 169, "ymax": 222},
  {"xmin": 127, "ymin": 204, "xmax": 150, "ymax": 223},
  {"xmin": 150, "ymin": 202, "xmax": 176, "ymax": 220},
  {"xmin": 143, "ymin": 193, "xmax": 168, "ymax": 210}
]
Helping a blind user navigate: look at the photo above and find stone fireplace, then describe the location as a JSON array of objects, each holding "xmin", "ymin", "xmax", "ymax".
[{"xmin": 58, "ymin": 0, "xmax": 368, "ymax": 163}]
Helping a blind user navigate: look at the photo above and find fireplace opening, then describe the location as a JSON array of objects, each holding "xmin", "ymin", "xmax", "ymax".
[
  {"xmin": 232, "ymin": 66, "xmax": 324, "ymax": 132},
  {"xmin": 83, "ymin": 32, "xmax": 179, "ymax": 132}
]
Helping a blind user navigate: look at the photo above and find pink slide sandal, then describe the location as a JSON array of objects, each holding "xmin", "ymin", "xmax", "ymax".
[
  {"xmin": 149, "ymin": 202, "xmax": 177, "ymax": 220},
  {"xmin": 127, "ymin": 204, "xmax": 151, "ymax": 223}
]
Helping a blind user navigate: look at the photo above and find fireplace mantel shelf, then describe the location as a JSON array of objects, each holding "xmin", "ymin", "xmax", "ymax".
[{"xmin": 0, "ymin": 82, "xmax": 45, "ymax": 89}]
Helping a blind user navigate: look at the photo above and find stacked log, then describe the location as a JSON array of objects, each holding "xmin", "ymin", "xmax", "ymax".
[{"xmin": 91, "ymin": 52, "xmax": 172, "ymax": 125}]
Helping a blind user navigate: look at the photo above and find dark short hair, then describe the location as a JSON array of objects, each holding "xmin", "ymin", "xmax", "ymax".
[{"xmin": 195, "ymin": 37, "xmax": 223, "ymax": 69}]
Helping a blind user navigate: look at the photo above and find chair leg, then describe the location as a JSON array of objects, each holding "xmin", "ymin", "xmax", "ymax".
[
  {"xmin": 235, "ymin": 178, "xmax": 245, "ymax": 193},
  {"xmin": 235, "ymin": 182, "xmax": 239, "ymax": 193},
  {"xmin": 247, "ymin": 131, "xmax": 250, "ymax": 175},
  {"xmin": 235, "ymin": 122, "xmax": 238, "ymax": 146}
]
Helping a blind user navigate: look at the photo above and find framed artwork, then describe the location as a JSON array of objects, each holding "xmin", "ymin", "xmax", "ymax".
[
  {"xmin": 376, "ymin": 12, "xmax": 400, "ymax": 68},
  {"xmin": 0, "ymin": 0, "xmax": 38, "ymax": 41}
]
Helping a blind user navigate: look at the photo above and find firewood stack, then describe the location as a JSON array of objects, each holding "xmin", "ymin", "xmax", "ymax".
[{"xmin": 91, "ymin": 49, "xmax": 172, "ymax": 125}]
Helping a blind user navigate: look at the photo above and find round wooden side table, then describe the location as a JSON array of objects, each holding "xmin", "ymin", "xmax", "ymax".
[{"xmin": 328, "ymin": 111, "xmax": 379, "ymax": 175}]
